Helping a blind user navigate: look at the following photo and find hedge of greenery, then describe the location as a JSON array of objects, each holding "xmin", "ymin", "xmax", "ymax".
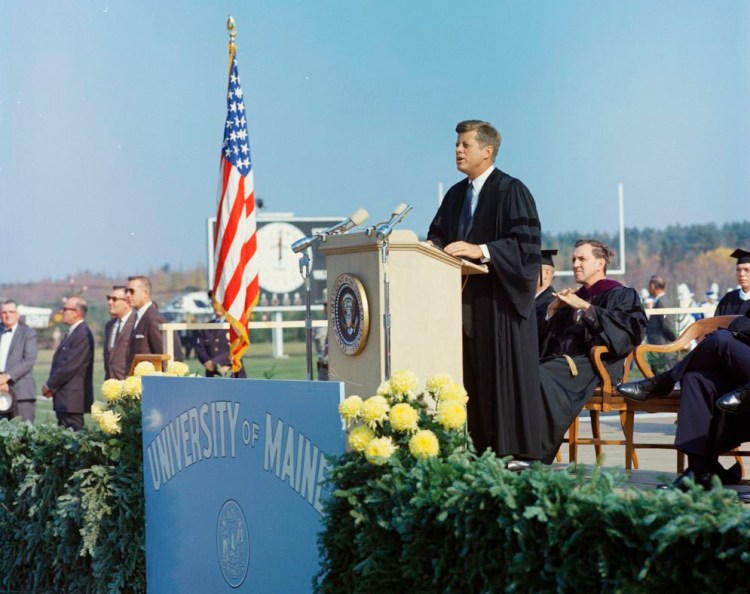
[
  {"xmin": 316, "ymin": 450, "xmax": 750, "ymax": 593},
  {"xmin": 0, "ymin": 404, "xmax": 145, "ymax": 593},
  {"xmin": 5, "ymin": 363, "xmax": 750, "ymax": 593}
]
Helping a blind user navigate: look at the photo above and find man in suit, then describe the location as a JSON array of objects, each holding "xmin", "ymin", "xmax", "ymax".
[
  {"xmin": 126, "ymin": 275, "xmax": 183, "ymax": 372},
  {"xmin": 196, "ymin": 292, "xmax": 246, "ymax": 378},
  {"xmin": 427, "ymin": 120, "xmax": 542, "ymax": 468},
  {"xmin": 103, "ymin": 286, "xmax": 135, "ymax": 380},
  {"xmin": 0, "ymin": 300, "xmax": 38, "ymax": 422},
  {"xmin": 645, "ymin": 275, "xmax": 678, "ymax": 373},
  {"xmin": 42, "ymin": 297, "xmax": 94, "ymax": 431}
]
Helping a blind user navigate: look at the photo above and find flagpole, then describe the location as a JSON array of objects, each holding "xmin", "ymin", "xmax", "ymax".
[{"xmin": 213, "ymin": 16, "xmax": 260, "ymax": 374}]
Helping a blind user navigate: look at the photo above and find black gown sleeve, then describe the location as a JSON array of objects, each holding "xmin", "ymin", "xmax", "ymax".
[{"xmin": 485, "ymin": 180, "xmax": 541, "ymax": 319}]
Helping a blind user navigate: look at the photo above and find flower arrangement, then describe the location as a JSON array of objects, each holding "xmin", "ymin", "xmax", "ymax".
[
  {"xmin": 94, "ymin": 361, "xmax": 192, "ymax": 434},
  {"xmin": 338, "ymin": 370, "xmax": 469, "ymax": 465}
]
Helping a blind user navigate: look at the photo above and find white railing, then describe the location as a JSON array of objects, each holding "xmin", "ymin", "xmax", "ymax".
[{"xmin": 159, "ymin": 320, "xmax": 326, "ymax": 360}]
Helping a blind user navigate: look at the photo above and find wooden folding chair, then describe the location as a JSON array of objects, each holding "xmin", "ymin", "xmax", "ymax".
[{"xmin": 565, "ymin": 347, "xmax": 639, "ymax": 468}]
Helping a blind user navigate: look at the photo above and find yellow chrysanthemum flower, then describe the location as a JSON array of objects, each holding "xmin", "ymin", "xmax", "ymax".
[
  {"xmin": 98, "ymin": 410, "xmax": 122, "ymax": 435},
  {"xmin": 409, "ymin": 429, "xmax": 440, "ymax": 460},
  {"xmin": 133, "ymin": 361, "xmax": 156, "ymax": 377},
  {"xmin": 348, "ymin": 425, "xmax": 375, "ymax": 452},
  {"xmin": 339, "ymin": 395, "xmax": 363, "ymax": 424},
  {"xmin": 438, "ymin": 382, "xmax": 469, "ymax": 405},
  {"xmin": 376, "ymin": 380, "xmax": 392, "ymax": 398},
  {"xmin": 364, "ymin": 436, "xmax": 396, "ymax": 465},
  {"xmin": 389, "ymin": 370, "xmax": 419, "ymax": 396},
  {"xmin": 91, "ymin": 402, "xmax": 105, "ymax": 421},
  {"xmin": 436, "ymin": 400, "xmax": 467, "ymax": 431},
  {"xmin": 426, "ymin": 373, "xmax": 453, "ymax": 393},
  {"xmin": 388, "ymin": 403, "xmax": 419, "ymax": 433},
  {"xmin": 122, "ymin": 376, "xmax": 142, "ymax": 399},
  {"xmin": 167, "ymin": 361, "xmax": 190, "ymax": 377},
  {"xmin": 100, "ymin": 379, "xmax": 123, "ymax": 402},
  {"xmin": 360, "ymin": 396, "xmax": 390, "ymax": 428}
]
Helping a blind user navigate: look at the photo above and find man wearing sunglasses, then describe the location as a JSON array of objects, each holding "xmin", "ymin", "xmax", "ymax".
[
  {"xmin": 126, "ymin": 275, "xmax": 183, "ymax": 371},
  {"xmin": 42, "ymin": 297, "xmax": 94, "ymax": 431},
  {"xmin": 103, "ymin": 286, "xmax": 135, "ymax": 380}
]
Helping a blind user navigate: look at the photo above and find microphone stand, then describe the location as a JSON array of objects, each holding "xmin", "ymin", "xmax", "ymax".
[
  {"xmin": 380, "ymin": 237, "xmax": 392, "ymax": 381},
  {"xmin": 298, "ymin": 247, "xmax": 314, "ymax": 381}
]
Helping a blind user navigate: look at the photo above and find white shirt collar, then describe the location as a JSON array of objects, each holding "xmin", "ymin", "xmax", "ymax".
[
  {"xmin": 137, "ymin": 302, "xmax": 153, "ymax": 320},
  {"xmin": 740, "ymin": 288, "xmax": 750, "ymax": 301},
  {"xmin": 119, "ymin": 309, "xmax": 133, "ymax": 324},
  {"xmin": 68, "ymin": 319, "xmax": 84, "ymax": 333},
  {"xmin": 468, "ymin": 165, "xmax": 495, "ymax": 195},
  {"xmin": 2, "ymin": 323, "xmax": 17, "ymax": 334}
]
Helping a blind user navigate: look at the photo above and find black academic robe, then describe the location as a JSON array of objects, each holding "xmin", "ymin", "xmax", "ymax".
[
  {"xmin": 535, "ymin": 285, "xmax": 556, "ymax": 353},
  {"xmin": 538, "ymin": 280, "xmax": 647, "ymax": 463},
  {"xmin": 715, "ymin": 290, "xmax": 750, "ymax": 316},
  {"xmin": 428, "ymin": 167, "xmax": 542, "ymax": 459}
]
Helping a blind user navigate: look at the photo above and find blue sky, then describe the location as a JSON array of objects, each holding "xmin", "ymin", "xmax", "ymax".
[{"xmin": 1, "ymin": 1, "xmax": 748, "ymax": 283}]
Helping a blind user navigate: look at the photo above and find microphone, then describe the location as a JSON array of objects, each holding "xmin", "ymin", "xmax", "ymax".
[
  {"xmin": 323, "ymin": 207, "xmax": 369, "ymax": 236},
  {"xmin": 291, "ymin": 208, "xmax": 369, "ymax": 253},
  {"xmin": 291, "ymin": 234, "xmax": 318, "ymax": 254},
  {"xmin": 376, "ymin": 203, "xmax": 413, "ymax": 240}
]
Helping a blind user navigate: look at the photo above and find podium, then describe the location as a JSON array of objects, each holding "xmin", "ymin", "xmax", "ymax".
[{"xmin": 320, "ymin": 229, "xmax": 482, "ymax": 398}]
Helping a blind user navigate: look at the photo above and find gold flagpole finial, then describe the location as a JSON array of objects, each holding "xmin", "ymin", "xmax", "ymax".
[
  {"xmin": 227, "ymin": 16, "xmax": 236, "ymax": 47},
  {"xmin": 226, "ymin": 16, "xmax": 237, "ymax": 70}
]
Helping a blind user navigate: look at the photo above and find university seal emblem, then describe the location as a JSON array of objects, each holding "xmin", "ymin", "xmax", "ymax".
[{"xmin": 216, "ymin": 499, "xmax": 250, "ymax": 588}]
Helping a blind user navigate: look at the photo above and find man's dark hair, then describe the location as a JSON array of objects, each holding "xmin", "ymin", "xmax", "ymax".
[
  {"xmin": 1, "ymin": 299, "xmax": 18, "ymax": 309},
  {"xmin": 111, "ymin": 285, "xmax": 128, "ymax": 292},
  {"xmin": 575, "ymin": 238, "xmax": 614, "ymax": 273},
  {"xmin": 456, "ymin": 120, "xmax": 501, "ymax": 162},
  {"xmin": 649, "ymin": 275, "xmax": 666, "ymax": 290},
  {"xmin": 128, "ymin": 275, "xmax": 152, "ymax": 292}
]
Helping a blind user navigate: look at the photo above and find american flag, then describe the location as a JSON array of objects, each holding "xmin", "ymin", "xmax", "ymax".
[{"xmin": 212, "ymin": 51, "xmax": 259, "ymax": 372}]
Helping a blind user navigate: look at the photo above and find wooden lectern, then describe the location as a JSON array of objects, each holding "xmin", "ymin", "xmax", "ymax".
[{"xmin": 320, "ymin": 229, "xmax": 484, "ymax": 398}]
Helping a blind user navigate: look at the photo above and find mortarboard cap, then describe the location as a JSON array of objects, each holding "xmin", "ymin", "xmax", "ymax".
[
  {"xmin": 540, "ymin": 249, "xmax": 558, "ymax": 267},
  {"xmin": 730, "ymin": 249, "xmax": 750, "ymax": 265}
]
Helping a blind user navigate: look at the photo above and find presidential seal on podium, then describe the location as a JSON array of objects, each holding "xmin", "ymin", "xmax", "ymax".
[{"xmin": 331, "ymin": 273, "xmax": 369, "ymax": 355}]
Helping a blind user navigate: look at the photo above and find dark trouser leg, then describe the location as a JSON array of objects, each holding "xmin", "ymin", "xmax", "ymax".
[
  {"xmin": 671, "ymin": 330, "xmax": 750, "ymax": 385},
  {"xmin": 57, "ymin": 412, "xmax": 84, "ymax": 431},
  {"xmin": 675, "ymin": 371, "xmax": 723, "ymax": 457},
  {"xmin": 463, "ymin": 334, "xmax": 495, "ymax": 456},
  {"xmin": 11, "ymin": 400, "xmax": 36, "ymax": 423}
]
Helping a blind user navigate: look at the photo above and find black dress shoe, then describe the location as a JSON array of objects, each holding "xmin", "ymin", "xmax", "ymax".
[
  {"xmin": 506, "ymin": 460, "xmax": 533, "ymax": 472},
  {"xmin": 716, "ymin": 385, "xmax": 750, "ymax": 414},
  {"xmin": 656, "ymin": 470, "xmax": 713, "ymax": 492},
  {"xmin": 738, "ymin": 492, "xmax": 750, "ymax": 504},
  {"xmin": 616, "ymin": 374, "xmax": 674, "ymax": 401}
]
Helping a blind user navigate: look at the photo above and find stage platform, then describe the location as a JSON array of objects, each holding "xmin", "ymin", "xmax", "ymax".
[{"xmin": 551, "ymin": 412, "xmax": 750, "ymax": 498}]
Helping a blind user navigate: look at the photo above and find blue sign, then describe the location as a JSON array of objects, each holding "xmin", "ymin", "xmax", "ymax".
[{"xmin": 141, "ymin": 377, "xmax": 345, "ymax": 593}]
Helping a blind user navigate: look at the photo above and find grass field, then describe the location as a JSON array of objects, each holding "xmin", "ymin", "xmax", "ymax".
[{"xmin": 27, "ymin": 342, "xmax": 309, "ymax": 425}]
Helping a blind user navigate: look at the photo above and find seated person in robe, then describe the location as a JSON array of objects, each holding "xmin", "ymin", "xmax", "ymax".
[
  {"xmin": 537, "ymin": 239, "xmax": 646, "ymax": 464},
  {"xmin": 617, "ymin": 310, "xmax": 750, "ymax": 493}
]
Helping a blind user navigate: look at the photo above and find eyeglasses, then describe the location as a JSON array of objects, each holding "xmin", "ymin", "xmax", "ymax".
[
  {"xmin": 62, "ymin": 307, "xmax": 77, "ymax": 312},
  {"xmin": 125, "ymin": 288, "xmax": 136, "ymax": 295},
  {"xmin": 106, "ymin": 296, "xmax": 127, "ymax": 302}
]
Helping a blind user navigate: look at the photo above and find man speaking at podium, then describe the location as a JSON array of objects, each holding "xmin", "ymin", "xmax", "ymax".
[{"xmin": 428, "ymin": 120, "xmax": 542, "ymax": 467}]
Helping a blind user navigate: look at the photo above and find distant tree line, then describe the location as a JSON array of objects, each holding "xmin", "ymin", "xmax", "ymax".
[{"xmin": 542, "ymin": 220, "xmax": 750, "ymax": 298}]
